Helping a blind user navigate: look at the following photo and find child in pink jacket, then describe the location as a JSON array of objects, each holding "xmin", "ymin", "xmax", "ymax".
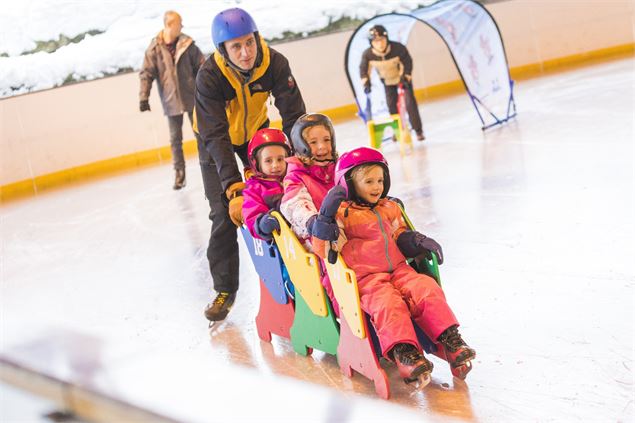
[
  {"xmin": 242, "ymin": 128, "xmax": 291, "ymax": 241},
  {"xmin": 280, "ymin": 113, "xmax": 338, "ymax": 250},
  {"xmin": 280, "ymin": 113, "xmax": 339, "ymax": 313},
  {"xmin": 311, "ymin": 147, "xmax": 475, "ymax": 384}
]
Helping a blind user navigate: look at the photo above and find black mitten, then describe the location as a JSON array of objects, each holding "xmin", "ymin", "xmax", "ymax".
[
  {"xmin": 255, "ymin": 212, "xmax": 280, "ymax": 240},
  {"xmin": 397, "ymin": 230, "xmax": 444, "ymax": 264}
]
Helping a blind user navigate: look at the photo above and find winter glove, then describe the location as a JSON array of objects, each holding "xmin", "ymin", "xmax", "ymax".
[
  {"xmin": 255, "ymin": 212, "xmax": 280, "ymax": 240},
  {"xmin": 309, "ymin": 186, "xmax": 347, "ymax": 241},
  {"xmin": 396, "ymin": 230, "xmax": 444, "ymax": 264},
  {"xmin": 226, "ymin": 181, "xmax": 246, "ymax": 227},
  {"xmin": 400, "ymin": 76, "xmax": 412, "ymax": 90},
  {"xmin": 363, "ymin": 81, "xmax": 371, "ymax": 94},
  {"xmin": 320, "ymin": 186, "xmax": 347, "ymax": 219},
  {"xmin": 139, "ymin": 100, "xmax": 151, "ymax": 112},
  {"xmin": 309, "ymin": 214, "xmax": 340, "ymax": 242},
  {"xmin": 243, "ymin": 167, "xmax": 255, "ymax": 181}
]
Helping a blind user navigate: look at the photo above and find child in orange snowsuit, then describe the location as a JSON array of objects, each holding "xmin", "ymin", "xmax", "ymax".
[{"xmin": 311, "ymin": 147, "xmax": 475, "ymax": 383}]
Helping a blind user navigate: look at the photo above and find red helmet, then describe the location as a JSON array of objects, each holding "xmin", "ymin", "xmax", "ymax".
[
  {"xmin": 335, "ymin": 147, "xmax": 391, "ymax": 200},
  {"xmin": 247, "ymin": 128, "xmax": 292, "ymax": 175}
]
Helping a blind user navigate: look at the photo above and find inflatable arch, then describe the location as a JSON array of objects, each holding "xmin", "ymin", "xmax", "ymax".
[{"xmin": 345, "ymin": 0, "xmax": 516, "ymax": 130}]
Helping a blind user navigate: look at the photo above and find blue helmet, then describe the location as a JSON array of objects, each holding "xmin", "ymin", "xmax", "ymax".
[{"xmin": 211, "ymin": 8, "xmax": 258, "ymax": 50}]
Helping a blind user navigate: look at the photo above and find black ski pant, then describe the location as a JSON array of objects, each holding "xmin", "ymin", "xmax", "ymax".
[
  {"xmin": 384, "ymin": 83, "xmax": 423, "ymax": 134},
  {"xmin": 196, "ymin": 139, "xmax": 249, "ymax": 295}
]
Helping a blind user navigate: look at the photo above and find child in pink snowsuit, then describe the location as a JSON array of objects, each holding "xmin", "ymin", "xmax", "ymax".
[
  {"xmin": 242, "ymin": 128, "xmax": 291, "ymax": 241},
  {"xmin": 280, "ymin": 113, "xmax": 339, "ymax": 313},
  {"xmin": 311, "ymin": 147, "xmax": 476, "ymax": 383}
]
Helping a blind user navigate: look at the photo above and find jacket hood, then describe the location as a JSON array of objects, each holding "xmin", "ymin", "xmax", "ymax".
[{"xmin": 285, "ymin": 157, "xmax": 335, "ymax": 184}]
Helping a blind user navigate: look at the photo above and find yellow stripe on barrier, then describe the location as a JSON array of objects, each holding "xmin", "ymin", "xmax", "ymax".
[
  {"xmin": 2, "ymin": 42, "xmax": 632, "ymax": 204},
  {"xmin": 0, "ymin": 139, "xmax": 198, "ymax": 204}
]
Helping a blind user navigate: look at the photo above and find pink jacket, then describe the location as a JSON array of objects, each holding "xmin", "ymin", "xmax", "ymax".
[
  {"xmin": 242, "ymin": 176, "xmax": 284, "ymax": 240},
  {"xmin": 280, "ymin": 157, "xmax": 336, "ymax": 246}
]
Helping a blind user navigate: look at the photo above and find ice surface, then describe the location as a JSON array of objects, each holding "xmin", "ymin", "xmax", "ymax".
[{"xmin": 1, "ymin": 58, "xmax": 633, "ymax": 421}]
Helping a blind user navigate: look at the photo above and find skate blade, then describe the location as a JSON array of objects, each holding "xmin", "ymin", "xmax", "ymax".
[
  {"xmin": 451, "ymin": 360, "xmax": 473, "ymax": 380},
  {"xmin": 208, "ymin": 320, "xmax": 225, "ymax": 331},
  {"xmin": 404, "ymin": 371, "xmax": 431, "ymax": 389}
]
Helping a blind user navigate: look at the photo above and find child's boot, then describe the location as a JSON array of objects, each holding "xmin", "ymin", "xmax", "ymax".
[
  {"xmin": 436, "ymin": 325, "xmax": 475, "ymax": 379},
  {"xmin": 390, "ymin": 343, "xmax": 433, "ymax": 385}
]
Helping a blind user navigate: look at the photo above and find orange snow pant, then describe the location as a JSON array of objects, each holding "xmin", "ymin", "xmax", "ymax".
[{"xmin": 357, "ymin": 262, "xmax": 459, "ymax": 357}]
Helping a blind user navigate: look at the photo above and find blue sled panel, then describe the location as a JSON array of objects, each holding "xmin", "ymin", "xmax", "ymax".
[{"xmin": 240, "ymin": 227, "xmax": 287, "ymax": 305}]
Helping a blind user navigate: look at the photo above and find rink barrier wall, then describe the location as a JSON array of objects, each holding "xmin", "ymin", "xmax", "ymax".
[
  {"xmin": 0, "ymin": 359, "xmax": 176, "ymax": 423},
  {"xmin": 1, "ymin": 0, "xmax": 634, "ymax": 203},
  {"xmin": 2, "ymin": 43, "xmax": 632, "ymax": 204}
]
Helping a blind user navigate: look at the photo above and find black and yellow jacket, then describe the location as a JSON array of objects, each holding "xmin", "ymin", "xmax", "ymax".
[{"xmin": 194, "ymin": 36, "xmax": 306, "ymax": 191}]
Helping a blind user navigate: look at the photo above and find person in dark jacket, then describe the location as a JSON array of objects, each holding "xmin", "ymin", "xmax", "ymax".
[
  {"xmin": 194, "ymin": 7, "xmax": 306, "ymax": 322},
  {"xmin": 360, "ymin": 25, "xmax": 425, "ymax": 141},
  {"xmin": 139, "ymin": 10, "xmax": 205, "ymax": 189}
]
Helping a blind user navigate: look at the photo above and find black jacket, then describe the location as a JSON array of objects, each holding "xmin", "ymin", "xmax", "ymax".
[{"xmin": 195, "ymin": 38, "xmax": 305, "ymax": 191}]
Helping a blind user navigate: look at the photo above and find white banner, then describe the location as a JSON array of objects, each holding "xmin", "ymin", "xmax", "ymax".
[{"xmin": 345, "ymin": 0, "xmax": 515, "ymax": 129}]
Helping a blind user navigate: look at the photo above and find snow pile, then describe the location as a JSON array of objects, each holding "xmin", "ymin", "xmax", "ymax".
[{"xmin": 0, "ymin": 0, "xmax": 432, "ymax": 98}]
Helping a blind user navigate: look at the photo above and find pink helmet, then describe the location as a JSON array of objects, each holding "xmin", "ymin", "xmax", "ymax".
[
  {"xmin": 247, "ymin": 128, "xmax": 292, "ymax": 175},
  {"xmin": 335, "ymin": 147, "xmax": 391, "ymax": 199}
]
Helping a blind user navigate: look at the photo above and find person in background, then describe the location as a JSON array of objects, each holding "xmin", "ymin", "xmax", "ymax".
[
  {"xmin": 360, "ymin": 24, "xmax": 425, "ymax": 141},
  {"xmin": 194, "ymin": 8, "xmax": 305, "ymax": 323},
  {"xmin": 139, "ymin": 10, "xmax": 205, "ymax": 189}
]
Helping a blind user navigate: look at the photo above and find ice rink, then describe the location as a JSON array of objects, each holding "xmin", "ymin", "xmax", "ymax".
[{"xmin": 1, "ymin": 57, "xmax": 633, "ymax": 422}]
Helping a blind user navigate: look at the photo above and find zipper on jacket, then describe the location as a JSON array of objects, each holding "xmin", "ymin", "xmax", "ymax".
[
  {"xmin": 372, "ymin": 209, "xmax": 393, "ymax": 273},
  {"xmin": 241, "ymin": 75, "xmax": 251, "ymax": 145}
]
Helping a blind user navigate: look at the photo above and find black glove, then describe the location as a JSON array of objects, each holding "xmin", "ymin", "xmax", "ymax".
[
  {"xmin": 255, "ymin": 212, "xmax": 280, "ymax": 240},
  {"xmin": 309, "ymin": 186, "xmax": 347, "ymax": 241},
  {"xmin": 319, "ymin": 186, "xmax": 347, "ymax": 219},
  {"xmin": 400, "ymin": 76, "xmax": 412, "ymax": 90},
  {"xmin": 363, "ymin": 81, "xmax": 371, "ymax": 94},
  {"xmin": 139, "ymin": 100, "xmax": 151, "ymax": 112},
  {"xmin": 397, "ymin": 230, "xmax": 444, "ymax": 264}
]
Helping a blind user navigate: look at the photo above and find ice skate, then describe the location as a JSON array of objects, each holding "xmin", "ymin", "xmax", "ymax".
[
  {"xmin": 390, "ymin": 343, "xmax": 433, "ymax": 386},
  {"xmin": 415, "ymin": 131, "xmax": 425, "ymax": 141},
  {"xmin": 204, "ymin": 291, "xmax": 236, "ymax": 324},
  {"xmin": 436, "ymin": 325, "xmax": 475, "ymax": 379},
  {"xmin": 173, "ymin": 169, "xmax": 186, "ymax": 190}
]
